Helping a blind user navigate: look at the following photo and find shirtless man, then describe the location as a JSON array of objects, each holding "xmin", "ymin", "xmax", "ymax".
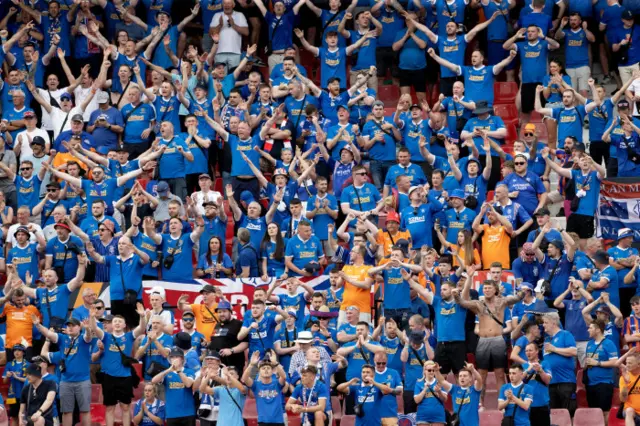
[{"xmin": 457, "ymin": 265, "xmax": 524, "ymax": 404}]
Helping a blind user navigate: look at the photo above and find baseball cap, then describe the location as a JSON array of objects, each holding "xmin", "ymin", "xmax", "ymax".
[
  {"xmin": 549, "ymin": 239, "xmax": 564, "ymax": 251},
  {"xmin": 618, "ymin": 228, "xmax": 635, "ymax": 240},
  {"xmin": 168, "ymin": 348, "xmax": 185, "ymax": 358},
  {"xmin": 99, "ymin": 315, "xmax": 115, "ymax": 323},
  {"xmin": 46, "ymin": 181, "xmax": 61, "ymax": 189},
  {"xmin": 216, "ymin": 300, "xmax": 232, "ymax": 311},
  {"xmin": 336, "ymin": 104, "xmax": 349, "ymax": 112},
  {"xmin": 23, "ymin": 111, "xmax": 36, "ymax": 119},
  {"xmin": 409, "ymin": 104, "xmax": 422, "ymax": 111},
  {"xmin": 204, "ymin": 350, "xmax": 221, "ymax": 360},
  {"xmin": 54, "ymin": 222, "xmax": 71, "ymax": 231},
  {"xmin": 156, "ymin": 181, "xmax": 170, "ymax": 195},
  {"xmin": 71, "ymin": 114, "xmax": 84, "ymax": 123},
  {"xmin": 14, "ymin": 226, "xmax": 30, "ymax": 237},
  {"xmin": 66, "ymin": 318, "xmax": 81, "ymax": 326},
  {"xmin": 96, "ymin": 92, "xmax": 110, "ymax": 104},
  {"xmin": 200, "ymin": 284, "xmax": 216, "ymax": 294},
  {"xmin": 25, "ymin": 363, "xmax": 42, "ymax": 378},
  {"xmin": 286, "ymin": 310, "xmax": 298, "ymax": 318},
  {"xmin": 372, "ymin": 100, "xmax": 384, "ymax": 108},
  {"xmin": 386, "ymin": 210, "xmax": 400, "ymax": 223},
  {"xmin": 198, "ymin": 174, "xmax": 211, "ymax": 180},
  {"xmin": 518, "ymin": 281, "xmax": 535, "ymax": 292},
  {"xmin": 145, "ymin": 285, "xmax": 166, "ymax": 299},
  {"xmin": 523, "ymin": 123, "xmax": 536, "ymax": 132},
  {"xmin": 618, "ymin": 99, "xmax": 630, "ymax": 110},
  {"xmin": 534, "ymin": 207, "xmax": 551, "ymax": 217},
  {"xmin": 622, "ymin": 9, "xmax": 634, "ymax": 19},
  {"xmin": 240, "ymin": 190, "xmax": 255, "ymax": 204},
  {"xmin": 60, "ymin": 92, "xmax": 73, "ymax": 101},
  {"xmin": 408, "ymin": 186, "xmax": 422, "ymax": 197},
  {"xmin": 30, "ymin": 136, "xmax": 46, "ymax": 146}
]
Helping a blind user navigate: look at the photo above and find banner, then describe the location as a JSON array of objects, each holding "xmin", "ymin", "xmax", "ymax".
[
  {"xmin": 597, "ymin": 180, "xmax": 640, "ymax": 241},
  {"xmin": 69, "ymin": 271, "xmax": 515, "ymax": 321}
]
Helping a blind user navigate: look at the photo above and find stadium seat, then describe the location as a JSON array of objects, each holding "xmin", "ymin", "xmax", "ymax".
[
  {"xmin": 494, "ymin": 82, "xmax": 518, "ymax": 104},
  {"xmin": 378, "ymin": 85, "xmax": 400, "ymax": 106},
  {"xmin": 90, "ymin": 404, "xmax": 106, "ymax": 425},
  {"xmin": 493, "ymin": 104, "xmax": 519, "ymax": 128},
  {"xmin": 91, "ymin": 384, "xmax": 102, "ymax": 403},
  {"xmin": 214, "ymin": 177, "xmax": 223, "ymax": 194},
  {"xmin": 384, "ymin": 107, "xmax": 397, "ymax": 117},
  {"xmin": 288, "ymin": 416, "xmax": 301, "ymax": 426},
  {"xmin": 577, "ymin": 388, "xmax": 588, "ymax": 407},
  {"xmin": 574, "ymin": 408, "xmax": 605, "ymax": 426},
  {"xmin": 505, "ymin": 123, "xmax": 518, "ymax": 144},
  {"xmin": 133, "ymin": 383, "xmax": 145, "ymax": 400},
  {"xmin": 609, "ymin": 406, "xmax": 626, "ymax": 426},
  {"xmin": 479, "ymin": 409, "xmax": 503, "ymax": 426},
  {"xmin": 486, "ymin": 190, "xmax": 495, "ymax": 202},
  {"xmin": 528, "ymin": 111, "xmax": 544, "ymax": 123},
  {"xmin": 243, "ymin": 397, "xmax": 258, "ymax": 419},
  {"xmin": 133, "ymin": 363, "xmax": 142, "ymax": 379},
  {"xmin": 549, "ymin": 409, "xmax": 571, "ymax": 426},
  {"xmin": 483, "ymin": 390, "xmax": 499, "ymax": 410},
  {"xmin": 340, "ymin": 415, "xmax": 356, "ymax": 426}
]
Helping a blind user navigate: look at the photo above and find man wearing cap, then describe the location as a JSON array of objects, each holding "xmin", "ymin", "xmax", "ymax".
[
  {"xmin": 603, "ymin": 112, "xmax": 640, "ymax": 177},
  {"xmin": 583, "ymin": 293, "xmax": 625, "ymax": 352},
  {"xmin": 397, "ymin": 185, "xmax": 442, "ymax": 250},
  {"xmin": 439, "ymin": 188, "xmax": 475, "ymax": 245},
  {"xmin": 340, "ymin": 165, "xmax": 383, "ymax": 224},
  {"xmin": 501, "ymin": 151, "xmax": 547, "ymax": 217},
  {"xmin": 1, "ymin": 88, "xmax": 34, "ymax": 143},
  {"xmin": 394, "ymin": 102, "xmax": 430, "ymax": 170},
  {"xmin": 207, "ymin": 299, "xmax": 248, "ymax": 372},
  {"xmin": 52, "ymin": 113, "xmax": 96, "ymax": 154},
  {"xmin": 18, "ymin": 363, "xmax": 57, "ymax": 426},
  {"xmin": 43, "ymin": 219, "xmax": 86, "ymax": 283},
  {"xmin": 30, "ymin": 181, "xmax": 65, "ymax": 228},
  {"xmin": 151, "ymin": 346, "xmax": 198, "ymax": 423},
  {"xmin": 525, "ymin": 208, "xmax": 561, "ymax": 248},
  {"xmin": 610, "ymin": 10, "xmax": 640, "ymax": 84},
  {"xmin": 180, "ymin": 311, "xmax": 206, "ymax": 354},
  {"xmin": 13, "ymin": 111, "xmax": 50, "ymax": 159},
  {"xmin": 0, "ymin": 156, "xmax": 49, "ymax": 214},
  {"xmin": 532, "ymin": 222, "xmax": 577, "ymax": 302},
  {"xmin": 3, "ymin": 342, "xmax": 28, "ymax": 420},
  {"xmin": 337, "ymin": 321, "xmax": 385, "ymax": 382},
  {"xmin": 177, "ymin": 285, "xmax": 221, "ymax": 343},
  {"xmin": 238, "ymin": 299, "xmax": 289, "ymax": 357},
  {"xmin": 7, "ymin": 225, "xmax": 46, "ymax": 283},
  {"xmin": 374, "ymin": 210, "xmax": 411, "ymax": 257},
  {"xmin": 33, "ymin": 314, "xmax": 94, "ymax": 426},
  {"xmin": 608, "ymin": 228, "xmax": 639, "ymax": 316},
  {"xmin": 585, "ymin": 251, "xmax": 621, "ymax": 308}
]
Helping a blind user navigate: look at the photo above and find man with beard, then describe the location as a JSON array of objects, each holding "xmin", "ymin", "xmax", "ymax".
[
  {"xmin": 458, "ymin": 265, "xmax": 525, "ymax": 405},
  {"xmin": 207, "ymin": 300, "xmax": 248, "ymax": 372},
  {"xmin": 237, "ymin": 299, "xmax": 289, "ymax": 357},
  {"xmin": 7, "ymin": 225, "xmax": 46, "ymax": 283},
  {"xmin": 177, "ymin": 285, "xmax": 223, "ymax": 346},
  {"xmin": 44, "ymin": 221, "xmax": 86, "ymax": 284}
]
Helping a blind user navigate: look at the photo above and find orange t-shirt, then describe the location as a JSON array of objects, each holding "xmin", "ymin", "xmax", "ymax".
[
  {"xmin": 190, "ymin": 302, "xmax": 219, "ymax": 340},
  {"xmin": 452, "ymin": 246, "xmax": 482, "ymax": 268},
  {"xmin": 376, "ymin": 230, "xmax": 412, "ymax": 257},
  {"xmin": 622, "ymin": 373, "xmax": 640, "ymax": 414},
  {"xmin": 3, "ymin": 305, "xmax": 41, "ymax": 346},
  {"xmin": 340, "ymin": 264, "xmax": 373, "ymax": 313},
  {"xmin": 481, "ymin": 224, "xmax": 511, "ymax": 269}
]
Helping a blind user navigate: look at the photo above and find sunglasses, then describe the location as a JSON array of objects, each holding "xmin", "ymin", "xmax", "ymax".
[
  {"xmin": 183, "ymin": 318, "xmax": 195, "ymax": 322},
  {"xmin": 524, "ymin": 132, "xmax": 534, "ymax": 137},
  {"xmin": 375, "ymin": 362, "xmax": 386, "ymax": 365},
  {"xmin": 354, "ymin": 172, "xmax": 367, "ymax": 176},
  {"xmin": 98, "ymin": 228, "xmax": 108, "ymax": 232},
  {"xmin": 426, "ymin": 369, "xmax": 435, "ymax": 372},
  {"xmin": 95, "ymin": 306, "xmax": 104, "ymax": 310},
  {"xmin": 514, "ymin": 162, "xmax": 526, "ymax": 166},
  {"xmin": 20, "ymin": 167, "xmax": 32, "ymax": 171},
  {"xmin": 46, "ymin": 189, "xmax": 58, "ymax": 192}
]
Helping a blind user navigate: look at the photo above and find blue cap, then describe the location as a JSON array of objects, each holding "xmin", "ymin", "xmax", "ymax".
[
  {"xmin": 518, "ymin": 282, "xmax": 534, "ymax": 292},
  {"xmin": 287, "ymin": 310, "xmax": 297, "ymax": 318},
  {"xmin": 12, "ymin": 344, "xmax": 26, "ymax": 352},
  {"xmin": 240, "ymin": 190, "xmax": 255, "ymax": 204},
  {"xmin": 524, "ymin": 300, "xmax": 557, "ymax": 315},
  {"xmin": 450, "ymin": 189, "xmax": 466, "ymax": 200},
  {"xmin": 156, "ymin": 181, "xmax": 170, "ymax": 195},
  {"xmin": 216, "ymin": 300, "xmax": 232, "ymax": 311},
  {"xmin": 96, "ymin": 146, "xmax": 110, "ymax": 155},
  {"xmin": 549, "ymin": 239, "xmax": 564, "ymax": 251},
  {"xmin": 60, "ymin": 92, "xmax": 72, "ymax": 101},
  {"xmin": 336, "ymin": 104, "xmax": 349, "ymax": 112},
  {"xmin": 467, "ymin": 157, "xmax": 481, "ymax": 167}
]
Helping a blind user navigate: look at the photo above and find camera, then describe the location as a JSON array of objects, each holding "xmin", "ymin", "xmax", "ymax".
[
  {"xmin": 67, "ymin": 242, "xmax": 82, "ymax": 256},
  {"xmin": 59, "ymin": 359, "xmax": 66, "ymax": 373},
  {"xmin": 163, "ymin": 254, "xmax": 175, "ymax": 269}
]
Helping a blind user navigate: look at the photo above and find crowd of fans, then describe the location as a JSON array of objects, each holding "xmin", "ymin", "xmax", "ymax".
[{"xmin": 1, "ymin": 0, "xmax": 640, "ymax": 424}]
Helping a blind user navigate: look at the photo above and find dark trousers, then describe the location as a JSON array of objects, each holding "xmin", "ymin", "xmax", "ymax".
[
  {"xmin": 529, "ymin": 405, "xmax": 551, "ymax": 426},
  {"xmin": 607, "ymin": 157, "xmax": 618, "ymax": 179},
  {"xmin": 164, "ymin": 177, "xmax": 187, "ymax": 200},
  {"xmin": 231, "ymin": 177, "xmax": 260, "ymax": 207},
  {"xmin": 384, "ymin": 308, "xmax": 411, "ymax": 331},
  {"xmin": 621, "ymin": 287, "xmax": 637, "ymax": 318},
  {"xmin": 549, "ymin": 382, "xmax": 577, "ymax": 417},
  {"xmin": 123, "ymin": 142, "xmax": 150, "ymax": 160},
  {"xmin": 479, "ymin": 155, "xmax": 502, "ymax": 191},
  {"xmin": 403, "ymin": 390, "xmax": 417, "ymax": 414},
  {"xmin": 167, "ymin": 416, "xmax": 196, "ymax": 426},
  {"xmin": 589, "ymin": 141, "xmax": 610, "ymax": 169}
]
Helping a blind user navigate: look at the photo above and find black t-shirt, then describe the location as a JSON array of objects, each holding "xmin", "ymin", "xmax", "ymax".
[
  {"xmin": 20, "ymin": 380, "xmax": 56, "ymax": 423},
  {"xmin": 209, "ymin": 318, "xmax": 246, "ymax": 372}
]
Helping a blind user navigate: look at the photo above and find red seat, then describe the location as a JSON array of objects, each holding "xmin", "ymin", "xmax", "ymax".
[
  {"xmin": 90, "ymin": 404, "xmax": 106, "ymax": 425},
  {"xmin": 214, "ymin": 177, "xmax": 223, "ymax": 194},
  {"xmin": 91, "ymin": 384, "xmax": 102, "ymax": 404},
  {"xmin": 550, "ymin": 409, "xmax": 572, "ymax": 426},
  {"xmin": 378, "ymin": 85, "xmax": 400, "ymax": 106},
  {"xmin": 529, "ymin": 110, "xmax": 544, "ymax": 122},
  {"xmin": 340, "ymin": 415, "xmax": 356, "ymax": 426},
  {"xmin": 493, "ymin": 104, "xmax": 519, "ymax": 128},
  {"xmin": 486, "ymin": 190, "xmax": 495, "ymax": 202},
  {"xmin": 494, "ymin": 82, "xmax": 518, "ymax": 104},
  {"xmin": 384, "ymin": 107, "xmax": 397, "ymax": 117},
  {"xmin": 483, "ymin": 390, "xmax": 499, "ymax": 410},
  {"xmin": 577, "ymin": 388, "xmax": 588, "ymax": 408},
  {"xmin": 609, "ymin": 406, "xmax": 626, "ymax": 426},
  {"xmin": 243, "ymin": 397, "xmax": 258, "ymax": 419},
  {"xmin": 299, "ymin": 50, "xmax": 316, "ymax": 68},
  {"xmin": 133, "ymin": 383, "xmax": 144, "ymax": 400},
  {"xmin": 288, "ymin": 416, "xmax": 301, "ymax": 426},
  {"xmin": 574, "ymin": 408, "xmax": 605, "ymax": 426},
  {"xmin": 132, "ymin": 363, "xmax": 142, "ymax": 379},
  {"xmin": 505, "ymin": 123, "xmax": 518, "ymax": 144},
  {"xmin": 479, "ymin": 409, "xmax": 503, "ymax": 426}
]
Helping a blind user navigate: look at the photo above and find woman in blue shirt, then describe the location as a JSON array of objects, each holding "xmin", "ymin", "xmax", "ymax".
[
  {"xmin": 196, "ymin": 236, "xmax": 233, "ymax": 279},
  {"xmin": 260, "ymin": 223, "xmax": 289, "ymax": 281},
  {"xmin": 541, "ymin": 60, "xmax": 572, "ymax": 107},
  {"xmin": 133, "ymin": 383, "xmax": 165, "ymax": 425},
  {"xmin": 414, "ymin": 361, "xmax": 448, "ymax": 425}
]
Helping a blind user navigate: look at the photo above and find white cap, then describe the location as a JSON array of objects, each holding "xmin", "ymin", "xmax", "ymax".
[{"xmin": 144, "ymin": 286, "xmax": 166, "ymax": 299}]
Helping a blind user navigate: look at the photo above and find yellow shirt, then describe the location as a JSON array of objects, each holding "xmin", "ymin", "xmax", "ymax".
[
  {"xmin": 190, "ymin": 302, "xmax": 219, "ymax": 341},
  {"xmin": 340, "ymin": 264, "xmax": 372, "ymax": 313},
  {"xmin": 481, "ymin": 224, "xmax": 510, "ymax": 269}
]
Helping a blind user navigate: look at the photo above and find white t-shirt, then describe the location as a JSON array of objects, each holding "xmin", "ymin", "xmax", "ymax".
[
  {"xmin": 36, "ymin": 87, "xmax": 69, "ymax": 130},
  {"xmin": 14, "ymin": 128, "xmax": 50, "ymax": 159},
  {"xmin": 74, "ymin": 86, "xmax": 105, "ymax": 121},
  {"xmin": 630, "ymin": 79, "xmax": 640, "ymax": 116},
  {"xmin": 210, "ymin": 11, "xmax": 248, "ymax": 54}
]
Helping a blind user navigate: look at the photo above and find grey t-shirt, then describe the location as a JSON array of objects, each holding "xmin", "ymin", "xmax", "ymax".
[{"xmin": 0, "ymin": 149, "xmax": 17, "ymax": 191}]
